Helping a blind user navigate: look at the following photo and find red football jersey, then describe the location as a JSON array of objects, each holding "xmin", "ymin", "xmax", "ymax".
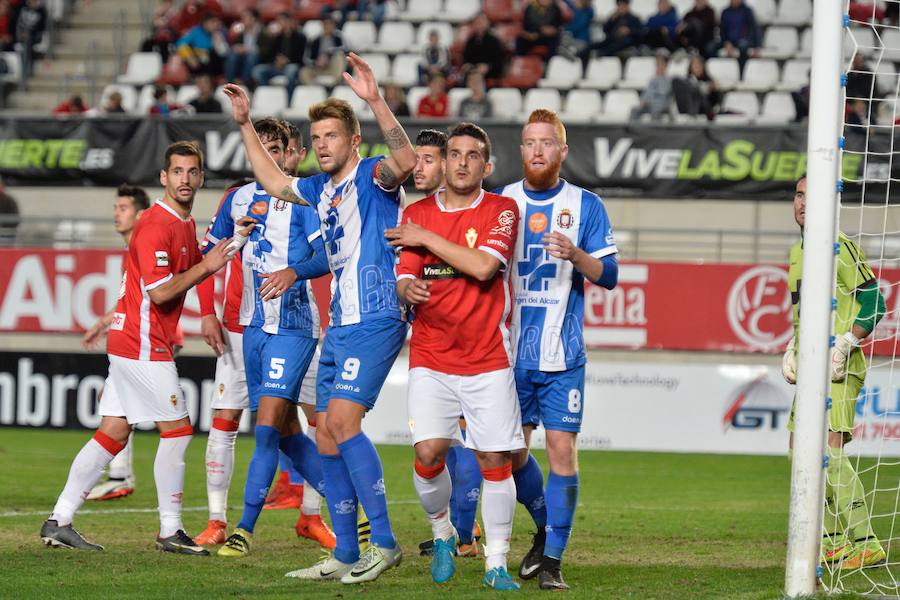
[
  {"xmin": 198, "ymin": 188, "xmax": 244, "ymax": 334},
  {"xmin": 397, "ymin": 191, "xmax": 518, "ymax": 375},
  {"xmin": 107, "ymin": 200, "xmax": 203, "ymax": 361}
]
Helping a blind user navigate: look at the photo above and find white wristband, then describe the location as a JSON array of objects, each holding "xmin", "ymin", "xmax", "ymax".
[{"xmin": 226, "ymin": 232, "xmax": 248, "ymax": 257}]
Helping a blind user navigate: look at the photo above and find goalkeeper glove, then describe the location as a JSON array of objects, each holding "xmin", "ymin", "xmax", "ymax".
[
  {"xmin": 831, "ymin": 331, "xmax": 860, "ymax": 383},
  {"xmin": 782, "ymin": 337, "xmax": 797, "ymax": 384}
]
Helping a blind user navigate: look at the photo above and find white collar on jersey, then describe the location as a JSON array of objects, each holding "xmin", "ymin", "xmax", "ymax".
[
  {"xmin": 323, "ymin": 159, "xmax": 361, "ymax": 198},
  {"xmin": 154, "ymin": 199, "xmax": 191, "ymax": 222},
  {"xmin": 434, "ymin": 188, "xmax": 484, "ymax": 212}
]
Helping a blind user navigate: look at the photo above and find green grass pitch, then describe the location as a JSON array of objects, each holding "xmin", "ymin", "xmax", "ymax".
[{"xmin": 0, "ymin": 427, "xmax": 889, "ymax": 599}]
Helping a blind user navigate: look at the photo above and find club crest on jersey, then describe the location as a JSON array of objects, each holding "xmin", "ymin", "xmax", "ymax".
[
  {"xmin": 110, "ymin": 312, "xmax": 125, "ymax": 331},
  {"xmin": 155, "ymin": 251, "xmax": 168, "ymax": 267},
  {"xmin": 491, "ymin": 210, "xmax": 516, "ymax": 237},
  {"xmin": 218, "ymin": 383, "xmax": 225, "ymax": 398},
  {"xmin": 170, "ymin": 394, "xmax": 178, "ymax": 407},
  {"xmin": 274, "ymin": 199, "xmax": 287, "ymax": 211},
  {"xmin": 557, "ymin": 209, "xmax": 574, "ymax": 229},
  {"xmin": 528, "ymin": 212, "xmax": 548, "ymax": 233},
  {"xmin": 465, "ymin": 227, "xmax": 478, "ymax": 248}
]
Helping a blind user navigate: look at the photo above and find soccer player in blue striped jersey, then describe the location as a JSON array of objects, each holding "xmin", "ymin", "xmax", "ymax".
[
  {"xmin": 201, "ymin": 118, "xmax": 331, "ymax": 558},
  {"xmin": 495, "ymin": 109, "xmax": 619, "ymax": 590},
  {"xmin": 223, "ymin": 52, "xmax": 416, "ymax": 584}
]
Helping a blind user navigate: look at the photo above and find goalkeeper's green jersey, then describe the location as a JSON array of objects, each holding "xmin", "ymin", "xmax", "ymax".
[{"xmin": 788, "ymin": 232, "xmax": 876, "ymax": 379}]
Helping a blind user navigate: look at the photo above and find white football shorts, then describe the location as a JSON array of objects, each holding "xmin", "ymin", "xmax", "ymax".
[
  {"xmin": 211, "ymin": 329, "xmax": 248, "ymax": 410},
  {"xmin": 100, "ymin": 354, "xmax": 188, "ymax": 424}
]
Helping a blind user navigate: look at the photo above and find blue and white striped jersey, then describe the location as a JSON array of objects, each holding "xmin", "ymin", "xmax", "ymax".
[
  {"xmin": 495, "ymin": 179, "xmax": 617, "ymax": 371},
  {"xmin": 205, "ymin": 182, "xmax": 325, "ymax": 338},
  {"xmin": 292, "ymin": 156, "xmax": 405, "ymax": 327}
]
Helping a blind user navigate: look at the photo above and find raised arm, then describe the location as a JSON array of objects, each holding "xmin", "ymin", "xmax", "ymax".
[
  {"xmin": 222, "ymin": 83, "xmax": 309, "ymax": 205},
  {"xmin": 343, "ymin": 53, "xmax": 416, "ymax": 190}
]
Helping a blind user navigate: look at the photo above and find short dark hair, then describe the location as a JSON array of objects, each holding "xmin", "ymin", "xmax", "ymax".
[
  {"xmin": 415, "ymin": 129, "xmax": 448, "ymax": 156},
  {"xmin": 116, "ymin": 184, "xmax": 150, "ymax": 210},
  {"xmin": 447, "ymin": 122, "xmax": 491, "ymax": 162},
  {"xmin": 253, "ymin": 117, "xmax": 289, "ymax": 148},
  {"xmin": 227, "ymin": 177, "xmax": 255, "ymax": 190},
  {"xmin": 282, "ymin": 120, "xmax": 303, "ymax": 147},
  {"xmin": 164, "ymin": 140, "xmax": 204, "ymax": 171}
]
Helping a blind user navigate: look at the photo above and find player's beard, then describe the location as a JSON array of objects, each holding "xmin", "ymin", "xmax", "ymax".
[{"xmin": 523, "ymin": 156, "xmax": 562, "ymax": 190}]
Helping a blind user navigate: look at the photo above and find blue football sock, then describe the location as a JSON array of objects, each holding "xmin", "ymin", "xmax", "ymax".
[
  {"xmin": 446, "ymin": 445, "xmax": 459, "ymax": 528},
  {"xmin": 319, "ymin": 453, "xmax": 360, "ymax": 564},
  {"xmin": 452, "ymin": 446, "xmax": 483, "ymax": 544},
  {"xmin": 279, "ymin": 450, "xmax": 304, "ymax": 485},
  {"xmin": 513, "ymin": 453, "xmax": 547, "ymax": 529},
  {"xmin": 338, "ymin": 432, "xmax": 396, "ymax": 549},
  {"xmin": 544, "ymin": 471, "xmax": 579, "ymax": 559},
  {"xmin": 279, "ymin": 432, "xmax": 323, "ymax": 493},
  {"xmin": 237, "ymin": 425, "xmax": 280, "ymax": 533}
]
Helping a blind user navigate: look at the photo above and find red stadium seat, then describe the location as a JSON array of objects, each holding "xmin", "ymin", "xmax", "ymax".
[
  {"xmin": 157, "ymin": 56, "xmax": 190, "ymax": 86},
  {"xmin": 259, "ymin": 0, "xmax": 293, "ymax": 21},
  {"xmin": 501, "ymin": 55, "xmax": 544, "ymax": 89},
  {"xmin": 223, "ymin": 0, "xmax": 256, "ymax": 20},
  {"xmin": 484, "ymin": 0, "xmax": 518, "ymax": 23},
  {"xmin": 295, "ymin": 0, "xmax": 333, "ymax": 21},
  {"xmin": 451, "ymin": 23, "xmax": 474, "ymax": 57},
  {"xmin": 494, "ymin": 22, "xmax": 523, "ymax": 52}
]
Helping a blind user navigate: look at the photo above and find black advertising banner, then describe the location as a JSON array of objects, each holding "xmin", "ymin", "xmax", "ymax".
[
  {"xmin": 0, "ymin": 116, "xmax": 892, "ymax": 201},
  {"xmin": 0, "ymin": 350, "xmax": 238, "ymax": 433}
]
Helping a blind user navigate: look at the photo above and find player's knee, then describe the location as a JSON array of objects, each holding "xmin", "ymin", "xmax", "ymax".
[{"xmin": 414, "ymin": 441, "xmax": 448, "ymax": 467}]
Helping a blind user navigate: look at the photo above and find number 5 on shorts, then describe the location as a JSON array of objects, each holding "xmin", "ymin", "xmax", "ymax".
[
  {"xmin": 269, "ymin": 358, "xmax": 285, "ymax": 379},
  {"xmin": 341, "ymin": 358, "xmax": 360, "ymax": 381}
]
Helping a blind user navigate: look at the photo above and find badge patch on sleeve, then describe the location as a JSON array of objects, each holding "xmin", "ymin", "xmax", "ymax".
[{"xmin": 155, "ymin": 251, "xmax": 169, "ymax": 267}]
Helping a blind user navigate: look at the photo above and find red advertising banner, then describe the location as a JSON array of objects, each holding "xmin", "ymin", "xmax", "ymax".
[{"xmin": 0, "ymin": 250, "xmax": 896, "ymax": 355}]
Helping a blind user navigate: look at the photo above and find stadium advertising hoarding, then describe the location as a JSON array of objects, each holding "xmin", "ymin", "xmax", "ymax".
[
  {"xmin": 0, "ymin": 117, "xmax": 884, "ymax": 200},
  {"xmin": 2, "ymin": 249, "xmax": 900, "ymax": 357},
  {"xmin": 2, "ymin": 351, "xmax": 898, "ymax": 457}
]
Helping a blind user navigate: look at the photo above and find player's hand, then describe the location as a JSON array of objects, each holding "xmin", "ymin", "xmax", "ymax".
[
  {"xmin": 226, "ymin": 216, "xmax": 257, "ymax": 257},
  {"xmin": 203, "ymin": 238, "xmax": 234, "ymax": 274},
  {"xmin": 258, "ymin": 268, "xmax": 298, "ymax": 301},
  {"xmin": 82, "ymin": 319, "xmax": 108, "ymax": 350},
  {"xmin": 201, "ymin": 314, "xmax": 226, "ymax": 356},
  {"xmin": 782, "ymin": 336, "xmax": 797, "ymax": 384},
  {"xmin": 831, "ymin": 331, "xmax": 859, "ymax": 382},
  {"xmin": 401, "ymin": 278, "xmax": 432, "ymax": 305},
  {"xmin": 543, "ymin": 231, "xmax": 577, "ymax": 261},
  {"xmin": 385, "ymin": 220, "xmax": 432, "ymax": 248},
  {"xmin": 223, "ymin": 83, "xmax": 251, "ymax": 125},
  {"xmin": 343, "ymin": 52, "xmax": 381, "ymax": 103}
]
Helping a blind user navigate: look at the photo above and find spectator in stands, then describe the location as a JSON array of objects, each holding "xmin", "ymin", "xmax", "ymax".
[
  {"xmin": 52, "ymin": 95, "xmax": 88, "ymax": 115},
  {"xmin": 15, "ymin": 0, "xmax": 46, "ymax": 77},
  {"xmin": 417, "ymin": 73, "xmax": 449, "ymax": 118},
  {"xmin": 171, "ymin": 0, "xmax": 222, "ymax": 34},
  {"xmin": 716, "ymin": 0, "xmax": 760, "ymax": 68},
  {"xmin": 791, "ymin": 85, "xmax": 809, "ymax": 122},
  {"xmin": 676, "ymin": 0, "xmax": 716, "ymax": 56},
  {"xmin": 644, "ymin": 0, "xmax": 679, "ymax": 52},
  {"xmin": 384, "ymin": 83, "xmax": 410, "ymax": 117},
  {"xmin": 846, "ymin": 54, "xmax": 882, "ymax": 123},
  {"xmin": 516, "ymin": 0, "xmax": 565, "ymax": 58},
  {"xmin": 0, "ymin": 0, "xmax": 15, "ymax": 52},
  {"xmin": 589, "ymin": 0, "xmax": 642, "ymax": 58},
  {"xmin": 458, "ymin": 70, "xmax": 492, "ymax": 120},
  {"xmin": 419, "ymin": 29, "xmax": 450, "ymax": 86},
  {"xmin": 630, "ymin": 53, "xmax": 672, "ymax": 120},
  {"xmin": 98, "ymin": 91, "xmax": 126, "ymax": 114},
  {"xmin": 148, "ymin": 85, "xmax": 183, "ymax": 116},
  {"xmin": 847, "ymin": 99, "xmax": 870, "ymax": 126},
  {"xmin": 189, "ymin": 73, "xmax": 222, "ymax": 113},
  {"xmin": 462, "ymin": 14, "xmax": 506, "ymax": 82},
  {"xmin": 253, "ymin": 11, "xmax": 306, "ymax": 94},
  {"xmin": 0, "ymin": 178, "xmax": 19, "ymax": 245},
  {"xmin": 300, "ymin": 17, "xmax": 345, "ymax": 86},
  {"xmin": 224, "ymin": 9, "xmax": 260, "ymax": 86},
  {"xmin": 358, "ymin": 0, "xmax": 400, "ymax": 29},
  {"xmin": 176, "ymin": 12, "xmax": 228, "ymax": 77},
  {"xmin": 672, "ymin": 54, "xmax": 720, "ymax": 119},
  {"xmin": 561, "ymin": 0, "xmax": 594, "ymax": 57},
  {"xmin": 141, "ymin": 0, "xmax": 178, "ymax": 64}
]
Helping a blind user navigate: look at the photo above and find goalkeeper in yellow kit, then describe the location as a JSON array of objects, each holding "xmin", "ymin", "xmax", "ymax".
[{"xmin": 784, "ymin": 176, "xmax": 887, "ymax": 570}]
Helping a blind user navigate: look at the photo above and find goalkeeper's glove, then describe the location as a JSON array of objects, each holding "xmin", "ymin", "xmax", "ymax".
[
  {"xmin": 831, "ymin": 331, "xmax": 860, "ymax": 383},
  {"xmin": 782, "ymin": 337, "xmax": 797, "ymax": 384}
]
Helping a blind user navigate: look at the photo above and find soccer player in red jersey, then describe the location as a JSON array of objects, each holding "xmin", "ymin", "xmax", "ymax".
[
  {"xmin": 386, "ymin": 123, "xmax": 526, "ymax": 590},
  {"xmin": 40, "ymin": 141, "xmax": 251, "ymax": 555}
]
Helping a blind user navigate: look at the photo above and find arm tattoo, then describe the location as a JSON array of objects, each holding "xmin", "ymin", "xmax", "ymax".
[
  {"xmin": 279, "ymin": 186, "xmax": 310, "ymax": 206},
  {"xmin": 375, "ymin": 161, "xmax": 399, "ymax": 189},
  {"xmin": 382, "ymin": 125, "xmax": 410, "ymax": 150}
]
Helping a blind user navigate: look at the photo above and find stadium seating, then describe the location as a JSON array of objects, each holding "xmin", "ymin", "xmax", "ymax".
[
  {"xmin": 845, "ymin": 26, "xmax": 877, "ymax": 59},
  {"xmin": 117, "ymin": 53, "xmax": 163, "ymax": 86},
  {"xmin": 407, "ymin": 85, "xmax": 429, "ymax": 115},
  {"xmin": 630, "ymin": 0, "xmax": 658, "ymax": 20},
  {"xmin": 295, "ymin": 0, "xmax": 330, "ymax": 21},
  {"xmin": 0, "ymin": 52, "xmax": 22, "ymax": 85},
  {"xmin": 775, "ymin": 59, "xmax": 810, "ymax": 91},
  {"xmin": 487, "ymin": 87, "xmax": 523, "ymax": 121},
  {"xmin": 736, "ymin": 59, "xmax": 779, "ymax": 92},
  {"xmin": 415, "ymin": 22, "xmax": 455, "ymax": 51},
  {"xmin": 667, "ymin": 58, "xmax": 690, "ymax": 78},
  {"xmin": 501, "ymin": 56, "xmax": 543, "ymax": 89},
  {"xmin": 251, "ymin": 86, "xmax": 289, "ymax": 117},
  {"xmin": 618, "ymin": 56, "xmax": 656, "ymax": 90},
  {"xmin": 578, "ymin": 57, "xmax": 622, "ymax": 90},
  {"xmin": 283, "ymin": 84, "xmax": 327, "ymax": 118},
  {"xmin": 100, "ymin": 83, "xmax": 139, "ymax": 113},
  {"xmin": 374, "ymin": 21, "xmax": 416, "ymax": 54},
  {"xmin": 752, "ymin": 0, "xmax": 778, "ymax": 25},
  {"xmin": 357, "ymin": 53, "xmax": 391, "ymax": 82},
  {"xmin": 559, "ymin": 89, "xmax": 601, "ymax": 123},
  {"xmin": 391, "ymin": 53, "xmax": 423, "ymax": 88},
  {"xmin": 718, "ymin": 91, "xmax": 760, "ymax": 124},
  {"xmin": 798, "ymin": 28, "xmax": 813, "ymax": 58},
  {"xmin": 760, "ymin": 26, "xmax": 799, "ymax": 60},
  {"xmin": 596, "ymin": 89, "xmax": 639, "ymax": 123},
  {"xmin": 332, "ymin": 85, "xmax": 372, "ymax": 118},
  {"xmin": 775, "ymin": 0, "xmax": 812, "ymax": 27},
  {"xmin": 882, "ymin": 29, "xmax": 900, "ymax": 63},
  {"xmin": 302, "ymin": 19, "xmax": 323, "ymax": 40},
  {"xmin": 757, "ymin": 91, "xmax": 795, "ymax": 124},
  {"xmin": 444, "ymin": 0, "xmax": 481, "ymax": 24},
  {"xmin": 706, "ymin": 57, "xmax": 740, "ymax": 90},
  {"xmin": 400, "ymin": 0, "xmax": 441, "ymax": 22},
  {"xmin": 343, "ymin": 21, "xmax": 378, "ymax": 53},
  {"xmin": 484, "ymin": 0, "xmax": 516, "ymax": 23},
  {"xmin": 175, "ymin": 84, "xmax": 199, "ymax": 106},
  {"xmin": 538, "ymin": 56, "xmax": 583, "ymax": 89},
  {"xmin": 522, "ymin": 88, "xmax": 562, "ymax": 119},
  {"xmin": 447, "ymin": 87, "xmax": 472, "ymax": 116},
  {"xmin": 158, "ymin": 56, "xmax": 190, "ymax": 86}
]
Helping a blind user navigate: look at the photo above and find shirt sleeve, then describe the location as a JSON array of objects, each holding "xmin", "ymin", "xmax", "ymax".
[
  {"xmin": 291, "ymin": 175, "xmax": 318, "ymax": 207},
  {"xmin": 580, "ymin": 190, "xmax": 618, "ymax": 259},
  {"xmin": 477, "ymin": 198, "xmax": 518, "ymax": 267},
  {"xmin": 396, "ymin": 203, "xmax": 424, "ymax": 280},
  {"xmin": 135, "ymin": 223, "xmax": 175, "ymax": 291},
  {"xmin": 370, "ymin": 156, "xmax": 403, "ymax": 197},
  {"xmin": 203, "ymin": 188, "xmax": 237, "ymax": 253},
  {"xmin": 301, "ymin": 204, "xmax": 322, "ymax": 244},
  {"xmin": 837, "ymin": 238, "xmax": 876, "ymax": 292}
]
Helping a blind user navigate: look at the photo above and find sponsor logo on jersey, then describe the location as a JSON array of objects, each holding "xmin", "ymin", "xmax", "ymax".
[
  {"xmin": 264, "ymin": 381, "xmax": 288, "ymax": 390},
  {"xmin": 465, "ymin": 227, "xmax": 478, "ymax": 248},
  {"xmin": 487, "ymin": 238, "xmax": 509, "ymax": 251},
  {"xmin": 251, "ymin": 200, "xmax": 268, "ymax": 215},
  {"xmin": 155, "ymin": 251, "xmax": 168, "ymax": 267},
  {"xmin": 422, "ymin": 262, "xmax": 461, "ymax": 280},
  {"xmin": 557, "ymin": 209, "xmax": 574, "ymax": 229},
  {"xmin": 110, "ymin": 312, "xmax": 125, "ymax": 331},
  {"xmin": 528, "ymin": 212, "xmax": 548, "ymax": 233},
  {"xmin": 336, "ymin": 382, "xmax": 361, "ymax": 393},
  {"xmin": 491, "ymin": 210, "xmax": 516, "ymax": 237}
]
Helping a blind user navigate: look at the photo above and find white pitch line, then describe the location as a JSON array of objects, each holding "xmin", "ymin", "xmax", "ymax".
[{"xmin": 0, "ymin": 499, "xmax": 423, "ymax": 519}]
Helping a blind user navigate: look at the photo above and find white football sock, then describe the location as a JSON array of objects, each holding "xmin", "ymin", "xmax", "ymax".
[
  {"xmin": 414, "ymin": 462, "xmax": 454, "ymax": 541},
  {"xmin": 482, "ymin": 475, "xmax": 517, "ymax": 571},
  {"xmin": 51, "ymin": 434, "xmax": 121, "ymax": 525},
  {"xmin": 300, "ymin": 424, "xmax": 322, "ymax": 516},
  {"xmin": 107, "ymin": 431, "xmax": 134, "ymax": 480},
  {"xmin": 155, "ymin": 427, "xmax": 192, "ymax": 538},
  {"xmin": 206, "ymin": 419, "xmax": 239, "ymax": 522}
]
